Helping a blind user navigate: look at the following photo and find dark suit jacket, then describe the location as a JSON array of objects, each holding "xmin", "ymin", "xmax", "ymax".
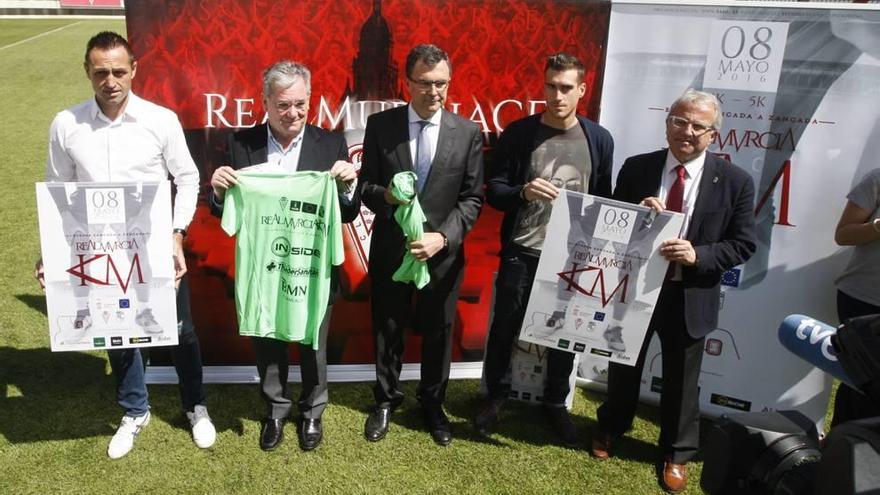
[
  {"xmin": 485, "ymin": 113, "xmax": 615, "ymax": 252},
  {"xmin": 358, "ymin": 105, "xmax": 484, "ymax": 288},
  {"xmin": 209, "ymin": 123, "xmax": 360, "ymax": 298},
  {"xmin": 209, "ymin": 123, "xmax": 359, "ymax": 222},
  {"xmin": 614, "ymin": 149, "xmax": 756, "ymax": 338}
]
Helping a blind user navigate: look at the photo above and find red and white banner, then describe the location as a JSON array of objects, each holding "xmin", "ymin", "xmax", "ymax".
[
  {"xmin": 60, "ymin": 0, "xmax": 123, "ymax": 7},
  {"xmin": 124, "ymin": 0, "xmax": 611, "ymax": 379}
]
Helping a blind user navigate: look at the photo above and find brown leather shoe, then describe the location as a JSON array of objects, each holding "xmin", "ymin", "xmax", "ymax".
[
  {"xmin": 590, "ymin": 431, "xmax": 614, "ymax": 460},
  {"xmin": 660, "ymin": 461, "xmax": 688, "ymax": 493}
]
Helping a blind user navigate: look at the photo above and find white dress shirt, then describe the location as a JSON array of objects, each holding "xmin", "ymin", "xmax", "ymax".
[
  {"xmin": 658, "ymin": 150, "xmax": 706, "ymax": 239},
  {"xmin": 262, "ymin": 125, "xmax": 356, "ymax": 201},
  {"xmin": 46, "ymin": 93, "xmax": 199, "ymax": 230},
  {"xmin": 267, "ymin": 125, "xmax": 305, "ymax": 172},
  {"xmin": 659, "ymin": 150, "xmax": 706, "ymax": 279}
]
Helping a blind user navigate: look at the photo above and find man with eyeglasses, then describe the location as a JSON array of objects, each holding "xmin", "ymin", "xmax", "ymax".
[
  {"xmin": 476, "ymin": 53, "xmax": 614, "ymax": 447},
  {"xmin": 209, "ymin": 60, "xmax": 358, "ymax": 452},
  {"xmin": 591, "ymin": 89, "xmax": 756, "ymax": 493},
  {"xmin": 359, "ymin": 44, "xmax": 483, "ymax": 446}
]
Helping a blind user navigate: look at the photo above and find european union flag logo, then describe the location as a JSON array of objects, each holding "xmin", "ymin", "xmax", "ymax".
[
  {"xmin": 119, "ymin": 299, "xmax": 130, "ymax": 309},
  {"xmin": 721, "ymin": 268, "xmax": 741, "ymax": 287},
  {"xmin": 594, "ymin": 312, "xmax": 605, "ymax": 321}
]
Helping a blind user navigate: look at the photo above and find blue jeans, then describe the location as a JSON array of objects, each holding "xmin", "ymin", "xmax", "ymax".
[
  {"xmin": 482, "ymin": 246, "xmax": 575, "ymax": 406},
  {"xmin": 107, "ymin": 276, "xmax": 205, "ymax": 416}
]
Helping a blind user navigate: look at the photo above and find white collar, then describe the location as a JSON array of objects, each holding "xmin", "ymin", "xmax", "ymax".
[
  {"xmin": 267, "ymin": 124, "xmax": 305, "ymax": 153},
  {"xmin": 664, "ymin": 149, "xmax": 707, "ymax": 179},
  {"xmin": 89, "ymin": 92, "xmax": 143, "ymax": 123},
  {"xmin": 407, "ymin": 104, "xmax": 442, "ymax": 126}
]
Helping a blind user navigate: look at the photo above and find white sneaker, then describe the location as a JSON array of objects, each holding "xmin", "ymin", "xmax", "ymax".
[
  {"xmin": 186, "ymin": 405, "xmax": 216, "ymax": 449},
  {"xmin": 107, "ymin": 411, "xmax": 151, "ymax": 459},
  {"xmin": 73, "ymin": 312, "xmax": 92, "ymax": 332},
  {"xmin": 135, "ymin": 308, "xmax": 163, "ymax": 334},
  {"xmin": 603, "ymin": 326, "xmax": 627, "ymax": 353}
]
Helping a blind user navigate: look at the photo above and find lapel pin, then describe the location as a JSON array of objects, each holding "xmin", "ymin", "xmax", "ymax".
[{"xmin": 713, "ymin": 176, "xmax": 719, "ymax": 184}]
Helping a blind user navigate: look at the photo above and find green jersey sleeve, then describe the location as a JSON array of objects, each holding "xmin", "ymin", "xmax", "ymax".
[{"xmin": 220, "ymin": 185, "xmax": 242, "ymax": 236}]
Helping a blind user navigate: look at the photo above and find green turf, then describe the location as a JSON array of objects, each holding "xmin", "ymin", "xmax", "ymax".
[{"xmin": 0, "ymin": 17, "xmax": 836, "ymax": 495}]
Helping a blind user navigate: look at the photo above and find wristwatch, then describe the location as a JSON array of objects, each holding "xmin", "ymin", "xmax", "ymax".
[
  {"xmin": 873, "ymin": 218, "xmax": 880, "ymax": 233},
  {"xmin": 173, "ymin": 228, "xmax": 187, "ymax": 237}
]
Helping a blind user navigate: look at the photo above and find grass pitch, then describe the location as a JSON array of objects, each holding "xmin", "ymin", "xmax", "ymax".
[{"xmin": 2, "ymin": 17, "xmax": 835, "ymax": 495}]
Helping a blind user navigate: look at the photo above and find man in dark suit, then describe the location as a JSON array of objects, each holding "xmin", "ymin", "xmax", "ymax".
[
  {"xmin": 210, "ymin": 60, "xmax": 358, "ymax": 452},
  {"xmin": 358, "ymin": 44, "xmax": 483, "ymax": 446},
  {"xmin": 590, "ymin": 89, "xmax": 756, "ymax": 493},
  {"xmin": 476, "ymin": 53, "xmax": 613, "ymax": 446}
]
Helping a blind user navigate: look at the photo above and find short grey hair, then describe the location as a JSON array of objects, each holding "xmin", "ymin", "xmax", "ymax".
[
  {"xmin": 670, "ymin": 88, "xmax": 723, "ymax": 130},
  {"xmin": 262, "ymin": 60, "xmax": 311, "ymax": 98}
]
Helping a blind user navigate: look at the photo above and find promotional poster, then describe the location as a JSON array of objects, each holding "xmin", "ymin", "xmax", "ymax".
[
  {"xmin": 519, "ymin": 191, "xmax": 683, "ymax": 366},
  {"xmin": 508, "ymin": 343, "xmax": 578, "ymax": 407},
  {"xmin": 36, "ymin": 181, "xmax": 178, "ymax": 352}
]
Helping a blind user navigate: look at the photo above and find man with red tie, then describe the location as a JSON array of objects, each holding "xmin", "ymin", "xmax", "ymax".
[{"xmin": 591, "ymin": 89, "xmax": 756, "ymax": 493}]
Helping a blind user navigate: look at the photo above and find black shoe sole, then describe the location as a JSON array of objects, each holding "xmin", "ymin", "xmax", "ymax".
[
  {"xmin": 364, "ymin": 428, "xmax": 387, "ymax": 442},
  {"xmin": 260, "ymin": 440, "xmax": 282, "ymax": 452},
  {"xmin": 431, "ymin": 433, "xmax": 452, "ymax": 446},
  {"xmin": 298, "ymin": 438, "xmax": 321, "ymax": 451}
]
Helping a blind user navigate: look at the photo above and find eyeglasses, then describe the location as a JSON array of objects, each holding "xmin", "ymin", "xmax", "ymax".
[
  {"xmin": 408, "ymin": 78, "xmax": 449, "ymax": 91},
  {"xmin": 550, "ymin": 177, "xmax": 582, "ymax": 189},
  {"xmin": 273, "ymin": 100, "xmax": 308, "ymax": 113},
  {"xmin": 666, "ymin": 115, "xmax": 714, "ymax": 135}
]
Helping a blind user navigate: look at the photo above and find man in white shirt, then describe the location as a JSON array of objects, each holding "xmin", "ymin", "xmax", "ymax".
[{"xmin": 36, "ymin": 31, "xmax": 215, "ymax": 459}]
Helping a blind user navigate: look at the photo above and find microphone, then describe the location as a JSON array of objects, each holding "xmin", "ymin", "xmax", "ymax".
[{"xmin": 777, "ymin": 314, "xmax": 855, "ymax": 388}]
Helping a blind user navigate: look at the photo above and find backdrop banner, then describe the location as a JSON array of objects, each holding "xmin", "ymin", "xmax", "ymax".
[
  {"xmin": 123, "ymin": 0, "xmax": 611, "ymax": 381},
  {"xmin": 36, "ymin": 181, "xmax": 178, "ymax": 352},
  {"xmin": 585, "ymin": 0, "xmax": 880, "ymax": 425}
]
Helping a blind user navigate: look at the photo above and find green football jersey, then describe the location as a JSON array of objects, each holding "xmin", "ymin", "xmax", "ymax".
[
  {"xmin": 390, "ymin": 171, "xmax": 430, "ymax": 289},
  {"xmin": 221, "ymin": 171, "xmax": 343, "ymax": 348}
]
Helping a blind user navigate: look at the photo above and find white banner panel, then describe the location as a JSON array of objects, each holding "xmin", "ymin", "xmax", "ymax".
[
  {"xmin": 37, "ymin": 181, "xmax": 178, "ymax": 351},
  {"xmin": 587, "ymin": 1, "xmax": 880, "ymax": 424}
]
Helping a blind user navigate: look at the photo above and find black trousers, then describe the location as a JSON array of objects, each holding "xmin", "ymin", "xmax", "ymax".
[
  {"xmin": 252, "ymin": 306, "xmax": 332, "ymax": 420},
  {"xmin": 597, "ymin": 282, "xmax": 705, "ymax": 464},
  {"xmin": 482, "ymin": 248, "xmax": 575, "ymax": 405},
  {"xmin": 831, "ymin": 289, "xmax": 880, "ymax": 427},
  {"xmin": 370, "ymin": 272, "xmax": 462, "ymax": 411}
]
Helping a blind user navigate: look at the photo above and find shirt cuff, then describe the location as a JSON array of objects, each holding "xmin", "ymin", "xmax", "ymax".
[
  {"xmin": 211, "ymin": 192, "xmax": 224, "ymax": 209},
  {"xmin": 340, "ymin": 178, "xmax": 358, "ymax": 204}
]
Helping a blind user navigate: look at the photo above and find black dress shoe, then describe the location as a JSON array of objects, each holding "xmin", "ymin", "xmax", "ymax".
[
  {"xmin": 544, "ymin": 405, "xmax": 580, "ymax": 448},
  {"xmin": 260, "ymin": 418, "xmax": 285, "ymax": 451},
  {"xmin": 364, "ymin": 406, "xmax": 391, "ymax": 442},
  {"xmin": 424, "ymin": 408, "xmax": 453, "ymax": 446},
  {"xmin": 474, "ymin": 399, "xmax": 504, "ymax": 435},
  {"xmin": 298, "ymin": 417, "xmax": 323, "ymax": 451}
]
